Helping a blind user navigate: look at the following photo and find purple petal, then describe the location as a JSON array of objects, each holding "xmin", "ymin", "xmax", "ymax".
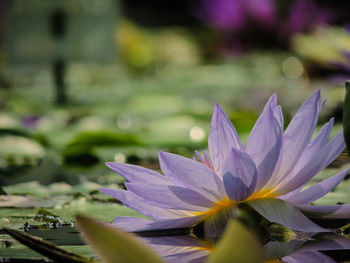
[
  {"xmin": 293, "ymin": 118, "xmax": 334, "ymax": 170},
  {"xmin": 144, "ymin": 235, "xmax": 204, "ymax": 249},
  {"xmin": 278, "ymin": 186, "xmax": 303, "ymax": 201},
  {"xmin": 297, "ymin": 204, "xmax": 350, "ymax": 219},
  {"xmin": 265, "ymin": 90, "xmax": 321, "ymax": 189},
  {"xmin": 208, "ymin": 104, "xmax": 244, "ymax": 175},
  {"xmin": 223, "ymin": 148, "xmax": 257, "ymax": 201},
  {"xmin": 319, "ymin": 130, "xmax": 346, "ymax": 169},
  {"xmin": 114, "ymin": 216, "xmax": 202, "ymax": 232},
  {"xmin": 246, "ymin": 198, "xmax": 327, "ymax": 232},
  {"xmin": 282, "ymin": 251, "xmax": 336, "ymax": 263},
  {"xmin": 113, "ymin": 217, "xmax": 156, "ymax": 232},
  {"xmin": 159, "ymin": 151, "xmax": 225, "ymax": 201},
  {"xmin": 106, "ymin": 162, "xmax": 169, "ymax": 184},
  {"xmin": 263, "ymin": 240, "xmax": 305, "ymax": 260},
  {"xmin": 246, "ymin": 94, "xmax": 283, "ymax": 190},
  {"xmin": 125, "ymin": 183, "xmax": 214, "ymax": 211},
  {"xmin": 274, "ymin": 130, "xmax": 346, "ymax": 195},
  {"xmin": 284, "ymin": 169, "xmax": 349, "ymax": 205},
  {"xmin": 165, "ymin": 251, "xmax": 209, "ymax": 263},
  {"xmin": 300, "ymin": 236, "xmax": 350, "ymax": 251},
  {"xmin": 99, "ymin": 188, "xmax": 189, "ymax": 219}
]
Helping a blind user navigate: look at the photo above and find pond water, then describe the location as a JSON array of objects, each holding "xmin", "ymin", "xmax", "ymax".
[{"xmin": 1, "ymin": 222, "xmax": 349, "ymax": 262}]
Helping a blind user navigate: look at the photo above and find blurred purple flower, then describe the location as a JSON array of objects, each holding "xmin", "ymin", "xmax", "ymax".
[
  {"xmin": 100, "ymin": 90, "xmax": 349, "ymax": 233},
  {"xmin": 197, "ymin": 0, "xmax": 276, "ymax": 32},
  {"xmin": 283, "ymin": 0, "xmax": 332, "ymax": 36},
  {"xmin": 195, "ymin": 0, "xmax": 333, "ymax": 52},
  {"xmin": 22, "ymin": 115, "xmax": 40, "ymax": 129}
]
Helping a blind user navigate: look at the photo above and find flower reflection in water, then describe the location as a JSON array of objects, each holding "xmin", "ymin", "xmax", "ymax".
[{"xmin": 142, "ymin": 232, "xmax": 350, "ymax": 263}]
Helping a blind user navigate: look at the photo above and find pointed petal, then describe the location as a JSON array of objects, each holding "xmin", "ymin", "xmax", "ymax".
[
  {"xmin": 208, "ymin": 104, "xmax": 244, "ymax": 175},
  {"xmin": 289, "ymin": 118, "xmax": 334, "ymax": 174},
  {"xmin": 114, "ymin": 216, "xmax": 202, "ymax": 232},
  {"xmin": 159, "ymin": 151, "xmax": 225, "ymax": 201},
  {"xmin": 278, "ymin": 186, "xmax": 303, "ymax": 201},
  {"xmin": 267, "ymin": 90, "xmax": 321, "ymax": 188},
  {"xmin": 106, "ymin": 162, "xmax": 169, "ymax": 184},
  {"xmin": 246, "ymin": 198, "xmax": 327, "ymax": 232},
  {"xmin": 125, "ymin": 183, "xmax": 214, "ymax": 211},
  {"xmin": 274, "ymin": 130, "xmax": 346, "ymax": 195},
  {"xmin": 308, "ymin": 118, "xmax": 334, "ymax": 154},
  {"xmin": 320, "ymin": 130, "xmax": 346, "ymax": 169},
  {"xmin": 285, "ymin": 169, "xmax": 349, "ymax": 205},
  {"xmin": 223, "ymin": 148, "xmax": 257, "ymax": 201},
  {"xmin": 99, "ymin": 188, "xmax": 189, "ymax": 219},
  {"xmin": 296, "ymin": 204, "xmax": 350, "ymax": 219},
  {"xmin": 246, "ymin": 95, "xmax": 283, "ymax": 190}
]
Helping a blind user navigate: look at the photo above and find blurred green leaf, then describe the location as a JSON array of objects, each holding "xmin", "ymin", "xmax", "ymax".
[
  {"xmin": 344, "ymin": 81, "xmax": 350, "ymax": 156},
  {"xmin": 62, "ymin": 131, "xmax": 142, "ymax": 165},
  {"xmin": 75, "ymin": 214, "xmax": 164, "ymax": 263},
  {"xmin": 207, "ymin": 219, "xmax": 264, "ymax": 263},
  {"xmin": 3, "ymin": 227, "xmax": 96, "ymax": 263}
]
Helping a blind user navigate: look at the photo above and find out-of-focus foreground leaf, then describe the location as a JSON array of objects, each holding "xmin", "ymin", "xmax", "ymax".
[
  {"xmin": 344, "ymin": 81, "xmax": 350, "ymax": 156},
  {"xmin": 3, "ymin": 227, "xmax": 96, "ymax": 263},
  {"xmin": 75, "ymin": 214, "xmax": 164, "ymax": 263},
  {"xmin": 206, "ymin": 219, "xmax": 264, "ymax": 263}
]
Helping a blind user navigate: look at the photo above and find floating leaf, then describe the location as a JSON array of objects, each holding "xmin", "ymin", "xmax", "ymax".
[
  {"xmin": 35, "ymin": 208, "xmax": 64, "ymax": 223},
  {"xmin": 0, "ymin": 195, "xmax": 52, "ymax": 208},
  {"xmin": 75, "ymin": 214, "xmax": 164, "ymax": 263},
  {"xmin": 207, "ymin": 219, "xmax": 264, "ymax": 263},
  {"xmin": 3, "ymin": 227, "xmax": 96, "ymax": 263}
]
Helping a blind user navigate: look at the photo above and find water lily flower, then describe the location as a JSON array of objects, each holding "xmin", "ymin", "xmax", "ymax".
[{"xmin": 100, "ymin": 90, "xmax": 349, "ymax": 233}]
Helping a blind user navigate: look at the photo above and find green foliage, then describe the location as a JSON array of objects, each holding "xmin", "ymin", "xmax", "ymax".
[
  {"xmin": 76, "ymin": 214, "xmax": 164, "ymax": 263},
  {"xmin": 207, "ymin": 219, "xmax": 264, "ymax": 263}
]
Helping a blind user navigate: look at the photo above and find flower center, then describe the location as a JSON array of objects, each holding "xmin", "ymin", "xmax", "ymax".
[{"xmin": 194, "ymin": 189, "xmax": 278, "ymax": 220}]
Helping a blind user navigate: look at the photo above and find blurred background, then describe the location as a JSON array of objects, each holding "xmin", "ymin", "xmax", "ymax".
[{"xmin": 1, "ymin": 0, "xmax": 350, "ymax": 197}]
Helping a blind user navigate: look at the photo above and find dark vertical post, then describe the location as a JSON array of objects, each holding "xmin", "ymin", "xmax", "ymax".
[
  {"xmin": 50, "ymin": 9, "xmax": 67, "ymax": 104},
  {"xmin": 344, "ymin": 81, "xmax": 350, "ymax": 156}
]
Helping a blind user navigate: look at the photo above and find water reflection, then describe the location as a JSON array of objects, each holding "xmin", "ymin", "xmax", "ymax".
[
  {"xmin": 2, "ymin": 221, "xmax": 349, "ymax": 262},
  {"xmin": 142, "ymin": 233, "xmax": 350, "ymax": 263}
]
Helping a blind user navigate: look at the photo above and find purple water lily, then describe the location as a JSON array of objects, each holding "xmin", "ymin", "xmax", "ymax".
[{"xmin": 100, "ymin": 90, "xmax": 349, "ymax": 233}]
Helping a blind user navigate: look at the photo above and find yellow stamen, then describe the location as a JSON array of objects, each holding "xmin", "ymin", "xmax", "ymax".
[
  {"xmin": 244, "ymin": 189, "xmax": 278, "ymax": 201},
  {"xmin": 194, "ymin": 197, "xmax": 236, "ymax": 220}
]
